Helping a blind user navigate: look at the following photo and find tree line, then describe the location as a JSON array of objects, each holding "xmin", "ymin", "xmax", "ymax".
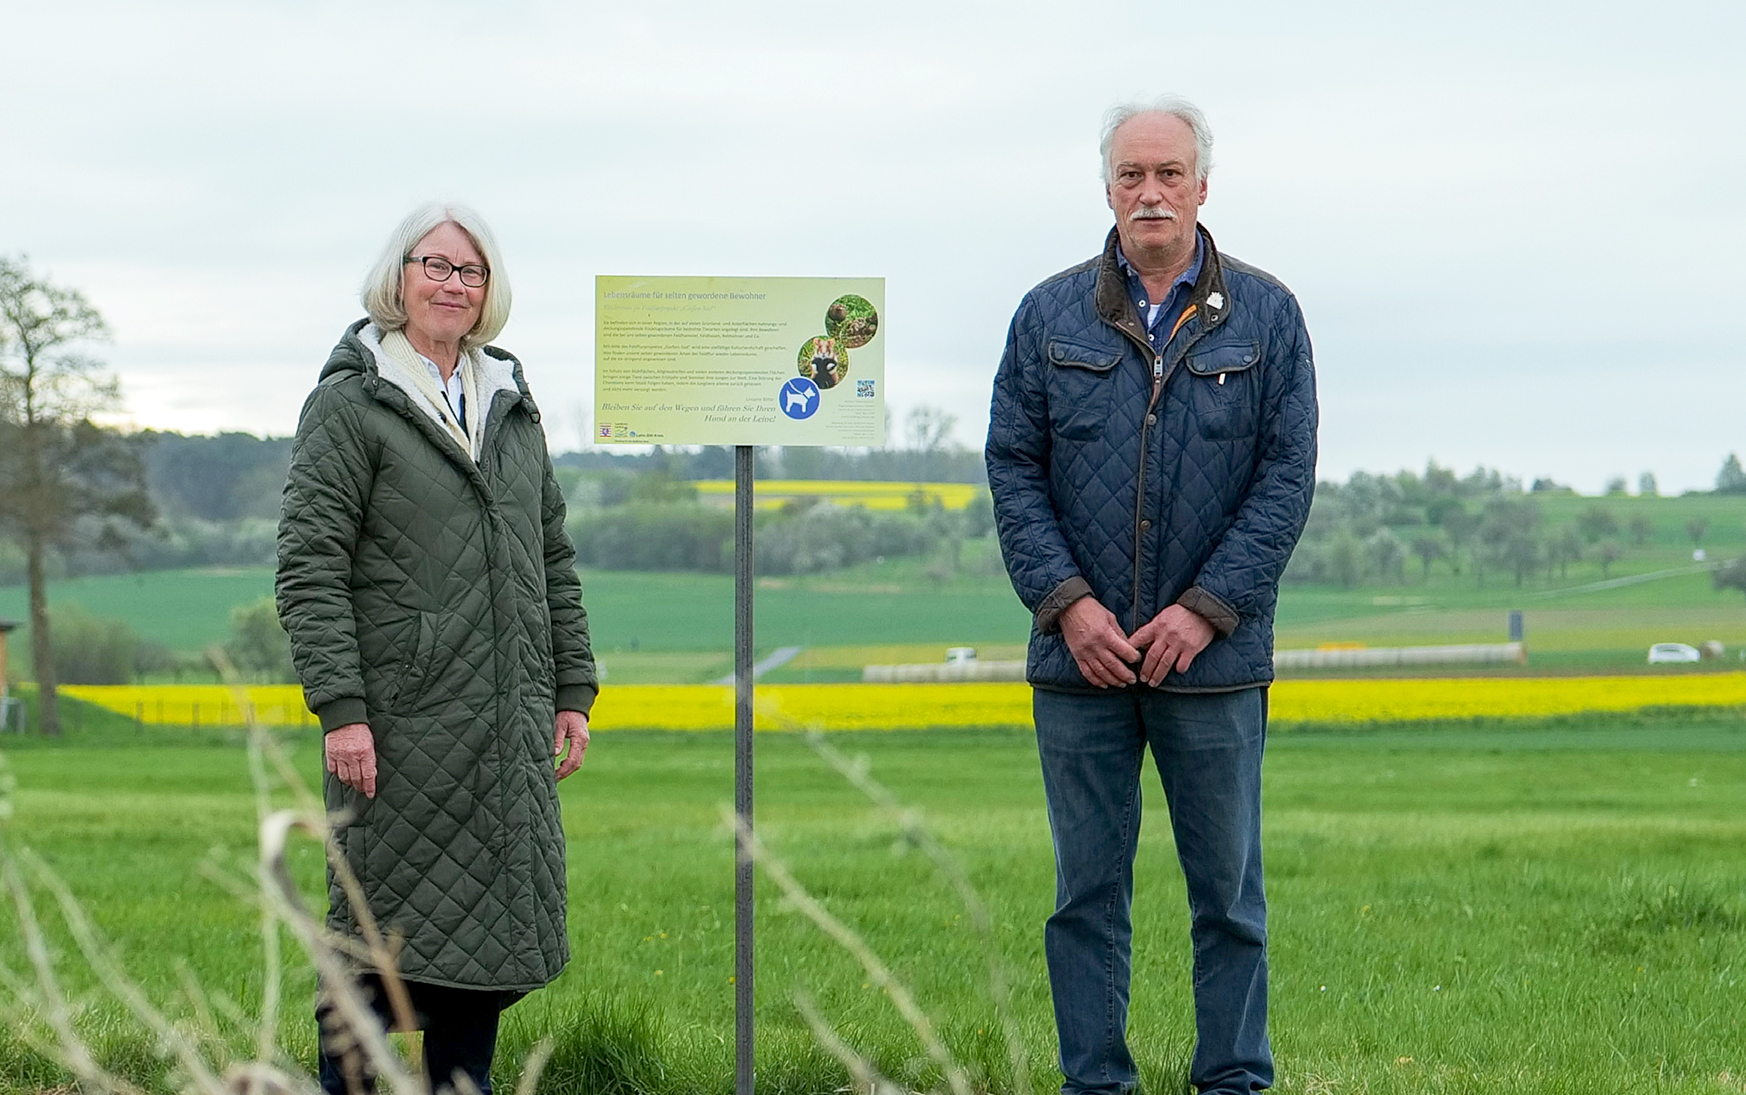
[{"xmin": 1285, "ymin": 461, "xmax": 1745, "ymax": 590}]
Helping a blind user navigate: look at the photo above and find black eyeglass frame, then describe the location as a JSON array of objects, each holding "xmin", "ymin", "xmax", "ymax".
[{"xmin": 404, "ymin": 255, "xmax": 490, "ymax": 288}]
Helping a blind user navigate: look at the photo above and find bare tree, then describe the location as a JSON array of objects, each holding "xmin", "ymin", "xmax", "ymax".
[
  {"xmin": 904, "ymin": 404, "xmax": 960, "ymax": 483},
  {"xmin": 1409, "ymin": 535, "xmax": 1447, "ymax": 582},
  {"xmin": 1478, "ymin": 496, "xmax": 1542, "ymax": 588},
  {"xmin": 1437, "ymin": 503, "xmax": 1478, "ymax": 576},
  {"xmin": 905, "ymin": 404, "xmax": 959, "ymax": 454},
  {"xmin": 1366, "ymin": 528, "xmax": 1405, "ymax": 583},
  {"xmin": 1549, "ymin": 526, "xmax": 1582, "ymax": 580},
  {"xmin": 1575, "ymin": 505, "xmax": 1619, "ymax": 543},
  {"xmin": 0, "ymin": 256, "xmax": 153, "ymax": 735}
]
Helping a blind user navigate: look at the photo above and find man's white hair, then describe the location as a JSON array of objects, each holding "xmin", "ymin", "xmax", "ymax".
[
  {"xmin": 361, "ymin": 202, "xmax": 513, "ymax": 350},
  {"xmin": 1100, "ymin": 96, "xmax": 1215, "ymax": 184}
]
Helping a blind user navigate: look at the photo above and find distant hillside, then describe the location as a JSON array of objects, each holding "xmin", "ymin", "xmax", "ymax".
[{"xmin": 139, "ymin": 430, "xmax": 292, "ymax": 521}]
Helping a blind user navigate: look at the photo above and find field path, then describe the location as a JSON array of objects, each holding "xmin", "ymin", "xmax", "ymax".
[{"xmin": 711, "ymin": 645, "xmax": 804, "ymax": 685}]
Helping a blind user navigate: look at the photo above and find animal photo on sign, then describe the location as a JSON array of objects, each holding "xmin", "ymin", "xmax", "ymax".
[
  {"xmin": 798, "ymin": 335, "xmax": 849, "ymax": 389},
  {"xmin": 824, "ymin": 294, "xmax": 879, "ymax": 347}
]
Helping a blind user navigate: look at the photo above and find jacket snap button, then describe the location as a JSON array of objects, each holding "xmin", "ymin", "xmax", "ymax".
[
  {"xmin": 1140, "ymin": 519, "xmax": 1151, "ymax": 530},
  {"xmin": 1146, "ymin": 414, "xmax": 1156, "ymax": 426}
]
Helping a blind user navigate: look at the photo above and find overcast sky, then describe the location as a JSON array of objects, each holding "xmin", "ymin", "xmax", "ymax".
[{"xmin": 3, "ymin": 0, "xmax": 1741, "ymax": 492}]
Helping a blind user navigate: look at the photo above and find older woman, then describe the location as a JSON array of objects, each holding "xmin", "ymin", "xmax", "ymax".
[{"xmin": 276, "ymin": 203, "xmax": 596, "ymax": 1095}]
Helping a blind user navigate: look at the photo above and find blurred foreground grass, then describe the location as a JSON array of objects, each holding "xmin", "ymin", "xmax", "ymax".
[{"xmin": 0, "ymin": 716, "xmax": 1741, "ymax": 1093}]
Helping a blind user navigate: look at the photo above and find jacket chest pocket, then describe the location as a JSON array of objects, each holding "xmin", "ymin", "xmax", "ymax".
[
  {"xmin": 1184, "ymin": 340, "xmax": 1259, "ymax": 440},
  {"xmin": 1046, "ymin": 339, "xmax": 1122, "ymax": 441}
]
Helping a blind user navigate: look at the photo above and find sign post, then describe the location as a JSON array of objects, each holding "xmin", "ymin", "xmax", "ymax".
[
  {"xmin": 733, "ymin": 441, "xmax": 755, "ymax": 1095},
  {"xmin": 595, "ymin": 276, "xmax": 885, "ymax": 1095}
]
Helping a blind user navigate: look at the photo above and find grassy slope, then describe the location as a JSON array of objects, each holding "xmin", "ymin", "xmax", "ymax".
[
  {"xmin": 0, "ymin": 569, "xmax": 278, "ymax": 652},
  {"xmin": 0, "ymin": 718, "xmax": 1741, "ymax": 1094}
]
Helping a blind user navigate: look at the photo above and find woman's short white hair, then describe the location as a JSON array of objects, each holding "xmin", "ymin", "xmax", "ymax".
[
  {"xmin": 360, "ymin": 202, "xmax": 513, "ymax": 350},
  {"xmin": 1100, "ymin": 97, "xmax": 1215, "ymax": 184}
]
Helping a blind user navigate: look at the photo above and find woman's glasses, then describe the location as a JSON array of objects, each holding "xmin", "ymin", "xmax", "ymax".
[{"xmin": 405, "ymin": 255, "xmax": 489, "ymax": 288}]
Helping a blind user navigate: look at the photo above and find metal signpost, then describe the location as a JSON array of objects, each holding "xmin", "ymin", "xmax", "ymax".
[
  {"xmin": 594, "ymin": 275, "xmax": 884, "ymax": 1095},
  {"xmin": 733, "ymin": 443, "xmax": 755, "ymax": 1095}
]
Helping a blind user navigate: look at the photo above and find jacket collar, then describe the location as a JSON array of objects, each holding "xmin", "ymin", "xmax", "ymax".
[
  {"xmin": 1095, "ymin": 224, "xmax": 1230, "ymax": 349},
  {"xmin": 323, "ymin": 318, "xmax": 542, "ymax": 429}
]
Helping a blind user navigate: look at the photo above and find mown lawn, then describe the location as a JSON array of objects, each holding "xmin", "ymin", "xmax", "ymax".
[{"xmin": 0, "ymin": 715, "xmax": 1741, "ymax": 1093}]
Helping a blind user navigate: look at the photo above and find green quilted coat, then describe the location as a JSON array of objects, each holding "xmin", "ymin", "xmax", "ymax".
[{"xmin": 276, "ymin": 320, "xmax": 597, "ymax": 991}]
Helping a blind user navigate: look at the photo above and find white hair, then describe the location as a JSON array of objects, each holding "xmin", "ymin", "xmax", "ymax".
[
  {"xmin": 1100, "ymin": 96, "xmax": 1215, "ymax": 184},
  {"xmin": 360, "ymin": 202, "xmax": 513, "ymax": 350}
]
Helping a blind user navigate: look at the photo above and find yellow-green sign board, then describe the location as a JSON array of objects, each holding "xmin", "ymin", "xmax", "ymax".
[{"xmin": 594, "ymin": 275, "xmax": 885, "ymax": 446}]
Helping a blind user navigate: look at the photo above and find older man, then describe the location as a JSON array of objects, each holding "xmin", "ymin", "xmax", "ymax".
[{"xmin": 986, "ymin": 98, "xmax": 1317, "ymax": 1095}]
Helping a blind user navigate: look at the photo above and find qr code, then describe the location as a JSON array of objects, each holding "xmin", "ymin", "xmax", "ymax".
[{"xmin": 856, "ymin": 380, "xmax": 876, "ymax": 398}]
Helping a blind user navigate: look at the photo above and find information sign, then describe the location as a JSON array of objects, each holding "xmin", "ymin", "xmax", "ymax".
[{"xmin": 595, "ymin": 275, "xmax": 885, "ymax": 446}]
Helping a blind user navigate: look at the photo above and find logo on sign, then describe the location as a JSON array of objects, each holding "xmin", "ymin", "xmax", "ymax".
[{"xmin": 779, "ymin": 377, "xmax": 821, "ymax": 420}]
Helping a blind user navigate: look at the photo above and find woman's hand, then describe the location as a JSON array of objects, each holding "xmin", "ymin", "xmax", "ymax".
[
  {"xmin": 325, "ymin": 723, "xmax": 377, "ymax": 798},
  {"xmin": 553, "ymin": 710, "xmax": 590, "ymax": 780}
]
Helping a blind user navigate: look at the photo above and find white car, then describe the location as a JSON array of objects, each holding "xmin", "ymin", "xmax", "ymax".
[{"xmin": 1646, "ymin": 643, "xmax": 1701, "ymax": 664}]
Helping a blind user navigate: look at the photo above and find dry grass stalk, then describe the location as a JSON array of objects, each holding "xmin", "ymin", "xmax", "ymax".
[
  {"xmin": 0, "ymin": 657, "xmax": 562, "ymax": 1095},
  {"xmin": 798, "ymin": 730, "xmax": 1033, "ymax": 1095},
  {"xmin": 791, "ymin": 991, "xmax": 907, "ymax": 1095},
  {"xmin": 215, "ymin": 650, "xmax": 421, "ymax": 1055},
  {"xmin": 509, "ymin": 1038, "xmax": 553, "ymax": 1095},
  {"xmin": 0, "ymin": 857, "xmax": 147, "ymax": 1095},
  {"xmin": 726, "ymin": 809, "xmax": 973, "ymax": 1095},
  {"xmin": 24, "ymin": 847, "xmax": 231, "ymax": 1093},
  {"xmin": 257, "ymin": 809, "xmax": 419, "ymax": 1095}
]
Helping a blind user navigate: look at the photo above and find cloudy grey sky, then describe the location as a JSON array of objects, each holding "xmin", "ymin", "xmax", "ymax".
[{"xmin": 3, "ymin": 0, "xmax": 1741, "ymax": 491}]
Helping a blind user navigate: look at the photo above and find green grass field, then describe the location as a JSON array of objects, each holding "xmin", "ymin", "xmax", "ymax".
[
  {"xmin": 4, "ymin": 488, "xmax": 1746, "ymax": 682},
  {"xmin": 0, "ymin": 713, "xmax": 1741, "ymax": 1094},
  {"xmin": 5, "ymin": 557, "xmax": 1745, "ymax": 685}
]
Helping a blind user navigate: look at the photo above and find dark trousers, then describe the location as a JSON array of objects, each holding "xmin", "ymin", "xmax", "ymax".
[
  {"xmin": 1034, "ymin": 686, "xmax": 1271, "ymax": 1095},
  {"xmin": 317, "ymin": 974, "xmax": 517, "ymax": 1095}
]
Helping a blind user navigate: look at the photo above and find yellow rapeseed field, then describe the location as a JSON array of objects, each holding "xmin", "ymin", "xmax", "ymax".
[
  {"xmin": 692, "ymin": 479, "xmax": 983, "ymax": 511},
  {"xmin": 62, "ymin": 685, "xmax": 315, "ymax": 729},
  {"xmin": 64, "ymin": 675, "xmax": 1746, "ymax": 731}
]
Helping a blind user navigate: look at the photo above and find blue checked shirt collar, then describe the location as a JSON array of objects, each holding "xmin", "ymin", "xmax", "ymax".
[{"xmin": 1116, "ymin": 233, "xmax": 1204, "ymax": 351}]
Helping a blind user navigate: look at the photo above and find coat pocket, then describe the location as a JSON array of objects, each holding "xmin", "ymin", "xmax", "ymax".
[
  {"xmin": 1184, "ymin": 341, "xmax": 1259, "ymax": 441},
  {"xmin": 382, "ymin": 610, "xmax": 437, "ymax": 713},
  {"xmin": 1046, "ymin": 339, "xmax": 1122, "ymax": 441}
]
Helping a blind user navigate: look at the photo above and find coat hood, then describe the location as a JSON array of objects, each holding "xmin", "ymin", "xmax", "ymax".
[{"xmin": 321, "ymin": 318, "xmax": 542, "ymax": 438}]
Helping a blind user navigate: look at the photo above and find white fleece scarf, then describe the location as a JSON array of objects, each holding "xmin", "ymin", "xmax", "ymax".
[{"xmin": 378, "ymin": 328, "xmax": 485, "ymax": 460}]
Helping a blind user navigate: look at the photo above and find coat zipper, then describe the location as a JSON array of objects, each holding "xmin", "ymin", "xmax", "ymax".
[{"xmin": 1128, "ymin": 304, "xmax": 1204, "ymax": 631}]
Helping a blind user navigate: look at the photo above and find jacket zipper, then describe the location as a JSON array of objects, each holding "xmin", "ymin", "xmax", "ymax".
[{"xmin": 1128, "ymin": 304, "xmax": 1204, "ymax": 631}]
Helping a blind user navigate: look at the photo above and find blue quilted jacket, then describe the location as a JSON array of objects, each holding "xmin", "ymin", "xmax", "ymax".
[{"xmin": 986, "ymin": 226, "xmax": 1318, "ymax": 693}]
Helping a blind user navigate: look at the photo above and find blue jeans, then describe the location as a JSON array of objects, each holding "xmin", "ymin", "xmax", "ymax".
[{"xmin": 1034, "ymin": 686, "xmax": 1271, "ymax": 1095}]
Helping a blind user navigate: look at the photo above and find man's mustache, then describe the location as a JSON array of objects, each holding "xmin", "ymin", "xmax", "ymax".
[{"xmin": 1131, "ymin": 207, "xmax": 1178, "ymax": 221}]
